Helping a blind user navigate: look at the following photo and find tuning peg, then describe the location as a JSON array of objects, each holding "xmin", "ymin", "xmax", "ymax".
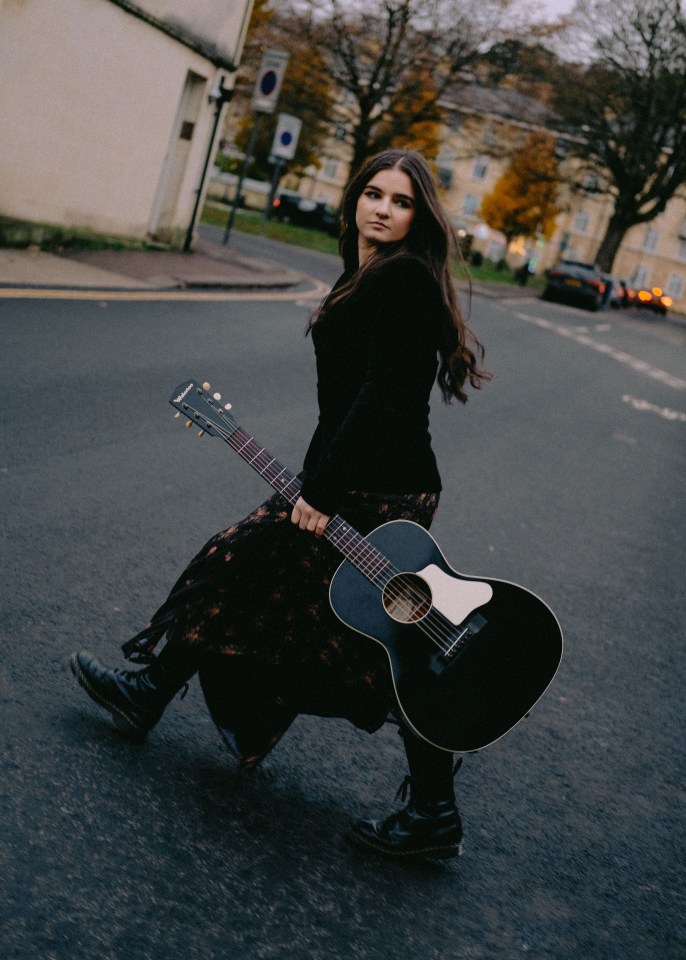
[
  {"xmin": 202, "ymin": 382, "xmax": 211, "ymax": 391},
  {"xmin": 224, "ymin": 403, "xmax": 232, "ymax": 411},
  {"xmin": 213, "ymin": 392, "xmax": 222, "ymax": 401},
  {"xmin": 174, "ymin": 411, "xmax": 181, "ymax": 418},
  {"xmin": 198, "ymin": 429, "xmax": 206, "ymax": 437},
  {"xmin": 185, "ymin": 420, "xmax": 193, "ymax": 428}
]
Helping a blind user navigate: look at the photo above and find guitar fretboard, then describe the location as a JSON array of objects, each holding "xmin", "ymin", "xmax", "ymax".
[{"xmin": 227, "ymin": 425, "xmax": 395, "ymax": 588}]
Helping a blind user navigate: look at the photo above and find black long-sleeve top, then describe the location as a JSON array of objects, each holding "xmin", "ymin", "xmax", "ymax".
[{"xmin": 300, "ymin": 255, "xmax": 443, "ymax": 515}]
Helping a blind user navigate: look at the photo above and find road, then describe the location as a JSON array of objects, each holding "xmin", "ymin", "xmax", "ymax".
[{"xmin": 1, "ymin": 233, "xmax": 684, "ymax": 960}]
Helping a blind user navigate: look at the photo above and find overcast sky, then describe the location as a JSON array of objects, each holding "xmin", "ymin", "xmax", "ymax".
[{"xmin": 519, "ymin": 0, "xmax": 576, "ymax": 20}]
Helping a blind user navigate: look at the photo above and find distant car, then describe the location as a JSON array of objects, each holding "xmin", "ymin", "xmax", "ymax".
[
  {"xmin": 271, "ymin": 194, "xmax": 339, "ymax": 235},
  {"xmin": 634, "ymin": 286, "xmax": 672, "ymax": 316},
  {"xmin": 609, "ymin": 278, "xmax": 632, "ymax": 308},
  {"xmin": 542, "ymin": 260, "xmax": 608, "ymax": 311}
]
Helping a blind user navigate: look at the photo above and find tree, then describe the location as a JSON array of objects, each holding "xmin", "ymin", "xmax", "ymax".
[
  {"xmin": 292, "ymin": 0, "xmax": 514, "ymax": 178},
  {"xmin": 225, "ymin": 2, "xmax": 335, "ymax": 180},
  {"xmin": 480, "ymin": 132, "xmax": 561, "ymax": 250},
  {"xmin": 475, "ymin": 39, "xmax": 575, "ymax": 109},
  {"xmin": 555, "ymin": 0, "xmax": 686, "ymax": 272}
]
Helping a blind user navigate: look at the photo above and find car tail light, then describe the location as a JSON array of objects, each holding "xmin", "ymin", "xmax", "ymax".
[
  {"xmin": 273, "ymin": 198, "xmax": 281, "ymax": 208},
  {"xmin": 660, "ymin": 296, "xmax": 673, "ymax": 308},
  {"xmin": 587, "ymin": 279, "xmax": 606, "ymax": 293},
  {"xmin": 638, "ymin": 289, "xmax": 652, "ymax": 302}
]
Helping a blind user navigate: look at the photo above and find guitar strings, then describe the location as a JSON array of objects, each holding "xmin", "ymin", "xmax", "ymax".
[
  {"xmin": 219, "ymin": 417, "xmax": 463, "ymax": 655},
  {"xmin": 202, "ymin": 411, "xmax": 463, "ymax": 656},
  {"xmin": 185, "ymin": 400, "xmax": 467, "ymax": 656}
]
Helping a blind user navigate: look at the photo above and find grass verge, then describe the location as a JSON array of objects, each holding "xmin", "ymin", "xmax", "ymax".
[
  {"xmin": 201, "ymin": 204, "xmax": 340, "ymax": 256},
  {"xmin": 0, "ymin": 216, "xmax": 151, "ymax": 252},
  {"xmin": 201, "ymin": 203, "xmax": 543, "ymax": 289}
]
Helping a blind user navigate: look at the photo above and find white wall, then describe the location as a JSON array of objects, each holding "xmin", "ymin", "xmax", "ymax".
[
  {"xmin": 0, "ymin": 0, "xmax": 251, "ymax": 241},
  {"xmin": 136, "ymin": 0, "xmax": 252, "ymax": 59}
]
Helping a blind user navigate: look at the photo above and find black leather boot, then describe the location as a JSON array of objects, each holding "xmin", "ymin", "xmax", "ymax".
[
  {"xmin": 350, "ymin": 723, "xmax": 464, "ymax": 860},
  {"xmin": 349, "ymin": 775, "xmax": 463, "ymax": 861},
  {"xmin": 70, "ymin": 648, "xmax": 193, "ymax": 742}
]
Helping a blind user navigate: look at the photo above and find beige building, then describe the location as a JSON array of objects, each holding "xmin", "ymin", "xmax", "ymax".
[
  {"xmin": 265, "ymin": 80, "xmax": 686, "ymax": 312},
  {"xmin": 0, "ymin": 0, "xmax": 253, "ymax": 246}
]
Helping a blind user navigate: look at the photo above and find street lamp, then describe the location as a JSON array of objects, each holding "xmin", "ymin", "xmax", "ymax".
[{"xmin": 183, "ymin": 76, "xmax": 234, "ymax": 253}]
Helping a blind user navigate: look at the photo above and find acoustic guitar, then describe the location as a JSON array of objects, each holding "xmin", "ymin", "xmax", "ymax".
[{"xmin": 171, "ymin": 378, "xmax": 563, "ymax": 753}]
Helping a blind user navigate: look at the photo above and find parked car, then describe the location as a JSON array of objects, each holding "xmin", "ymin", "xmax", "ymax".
[
  {"xmin": 609, "ymin": 281, "xmax": 671, "ymax": 316},
  {"xmin": 635, "ymin": 286, "xmax": 672, "ymax": 316},
  {"xmin": 271, "ymin": 193, "xmax": 340, "ymax": 235},
  {"xmin": 609, "ymin": 278, "xmax": 632, "ymax": 308},
  {"xmin": 542, "ymin": 260, "xmax": 608, "ymax": 311}
]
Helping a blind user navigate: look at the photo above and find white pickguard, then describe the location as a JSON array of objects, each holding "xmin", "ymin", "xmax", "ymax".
[{"xmin": 417, "ymin": 564, "xmax": 493, "ymax": 624}]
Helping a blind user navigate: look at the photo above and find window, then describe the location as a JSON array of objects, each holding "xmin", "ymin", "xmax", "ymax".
[
  {"xmin": 630, "ymin": 264, "xmax": 651, "ymax": 288},
  {"xmin": 573, "ymin": 211, "xmax": 590, "ymax": 234},
  {"xmin": 665, "ymin": 274, "xmax": 685, "ymax": 299},
  {"xmin": 322, "ymin": 158, "xmax": 340, "ymax": 180},
  {"xmin": 643, "ymin": 228, "xmax": 660, "ymax": 252},
  {"xmin": 483, "ymin": 125, "xmax": 497, "ymax": 147},
  {"xmin": 583, "ymin": 173, "xmax": 600, "ymax": 193},
  {"xmin": 462, "ymin": 194, "xmax": 479, "ymax": 215},
  {"xmin": 471, "ymin": 156, "xmax": 489, "ymax": 180},
  {"xmin": 677, "ymin": 238, "xmax": 686, "ymax": 262},
  {"xmin": 438, "ymin": 166, "xmax": 453, "ymax": 190},
  {"xmin": 436, "ymin": 147, "xmax": 456, "ymax": 191}
]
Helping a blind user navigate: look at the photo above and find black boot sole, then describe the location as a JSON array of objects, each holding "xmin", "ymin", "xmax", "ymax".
[
  {"xmin": 348, "ymin": 827, "xmax": 464, "ymax": 862},
  {"xmin": 70, "ymin": 653, "xmax": 150, "ymax": 743}
]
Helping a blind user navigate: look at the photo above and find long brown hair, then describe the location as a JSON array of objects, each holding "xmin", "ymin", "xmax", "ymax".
[{"xmin": 309, "ymin": 149, "xmax": 490, "ymax": 404}]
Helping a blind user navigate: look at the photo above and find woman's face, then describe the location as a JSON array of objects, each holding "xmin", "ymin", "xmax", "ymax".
[{"xmin": 355, "ymin": 167, "xmax": 416, "ymax": 260}]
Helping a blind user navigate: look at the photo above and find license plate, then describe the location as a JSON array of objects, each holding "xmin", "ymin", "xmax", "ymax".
[{"xmin": 564, "ymin": 278, "xmax": 583, "ymax": 287}]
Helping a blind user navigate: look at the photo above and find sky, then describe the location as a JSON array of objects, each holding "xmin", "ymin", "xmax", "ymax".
[{"xmin": 517, "ymin": 0, "xmax": 576, "ymax": 21}]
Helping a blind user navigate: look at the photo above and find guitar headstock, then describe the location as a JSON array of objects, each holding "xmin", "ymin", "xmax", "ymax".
[{"xmin": 169, "ymin": 379, "xmax": 238, "ymax": 440}]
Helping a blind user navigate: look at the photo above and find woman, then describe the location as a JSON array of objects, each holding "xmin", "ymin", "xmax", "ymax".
[{"xmin": 71, "ymin": 149, "xmax": 490, "ymax": 861}]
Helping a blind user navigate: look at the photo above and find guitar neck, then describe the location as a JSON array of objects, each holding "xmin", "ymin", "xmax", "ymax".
[
  {"xmin": 224, "ymin": 425, "xmax": 393, "ymax": 588},
  {"xmin": 228, "ymin": 424, "xmax": 303, "ymax": 505}
]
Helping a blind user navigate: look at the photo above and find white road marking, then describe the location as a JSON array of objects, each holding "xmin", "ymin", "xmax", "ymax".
[
  {"xmin": 514, "ymin": 311, "xmax": 686, "ymax": 391},
  {"xmin": 622, "ymin": 394, "xmax": 686, "ymax": 422}
]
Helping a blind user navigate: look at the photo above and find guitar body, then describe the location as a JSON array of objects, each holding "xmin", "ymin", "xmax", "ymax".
[{"xmin": 329, "ymin": 520, "xmax": 563, "ymax": 753}]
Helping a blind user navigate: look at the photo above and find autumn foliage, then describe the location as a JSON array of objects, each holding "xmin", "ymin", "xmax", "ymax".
[{"xmin": 480, "ymin": 132, "xmax": 561, "ymax": 247}]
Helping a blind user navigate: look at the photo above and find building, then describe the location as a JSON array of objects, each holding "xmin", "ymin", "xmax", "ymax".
[
  {"xmin": 255, "ymin": 77, "xmax": 686, "ymax": 312},
  {"xmin": 0, "ymin": 0, "xmax": 254, "ymax": 247}
]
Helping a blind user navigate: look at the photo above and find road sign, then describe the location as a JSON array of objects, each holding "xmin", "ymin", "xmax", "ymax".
[
  {"xmin": 251, "ymin": 49, "xmax": 289, "ymax": 114},
  {"xmin": 271, "ymin": 114, "xmax": 302, "ymax": 161}
]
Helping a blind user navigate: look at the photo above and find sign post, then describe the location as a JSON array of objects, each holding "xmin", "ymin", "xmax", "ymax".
[
  {"xmin": 264, "ymin": 114, "xmax": 302, "ymax": 225},
  {"xmin": 223, "ymin": 50, "xmax": 289, "ymax": 245}
]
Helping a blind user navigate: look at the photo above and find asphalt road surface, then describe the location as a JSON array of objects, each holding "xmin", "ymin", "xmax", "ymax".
[{"xmin": 1, "ymin": 235, "xmax": 684, "ymax": 959}]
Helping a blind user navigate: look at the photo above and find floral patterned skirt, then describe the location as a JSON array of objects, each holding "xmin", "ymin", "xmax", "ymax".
[{"xmin": 123, "ymin": 490, "xmax": 439, "ymax": 737}]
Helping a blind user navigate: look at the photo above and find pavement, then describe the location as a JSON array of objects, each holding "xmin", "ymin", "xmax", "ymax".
[{"xmin": 0, "ymin": 237, "xmax": 303, "ymax": 292}]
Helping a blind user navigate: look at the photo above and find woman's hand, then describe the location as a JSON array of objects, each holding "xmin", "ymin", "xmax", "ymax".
[{"xmin": 291, "ymin": 497, "xmax": 331, "ymax": 537}]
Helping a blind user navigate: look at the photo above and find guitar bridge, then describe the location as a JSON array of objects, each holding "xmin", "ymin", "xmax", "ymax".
[{"xmin": 430, "ymin": 612, "xmax": 488, "ymax": 674}]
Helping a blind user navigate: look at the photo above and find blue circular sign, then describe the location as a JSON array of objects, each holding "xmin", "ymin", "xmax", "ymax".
[
  {"xmin": 280, "ymin": 131, "xmax": 293, "ymax": 146},
  {"xmin": 260, "ymin": 70, "xmax": 277, "ymax": 96}
]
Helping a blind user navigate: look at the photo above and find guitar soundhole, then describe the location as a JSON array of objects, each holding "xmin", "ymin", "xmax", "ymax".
[{"xmin": 382, "ymin": 573, "xmax": 432, "ymax": 624}]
